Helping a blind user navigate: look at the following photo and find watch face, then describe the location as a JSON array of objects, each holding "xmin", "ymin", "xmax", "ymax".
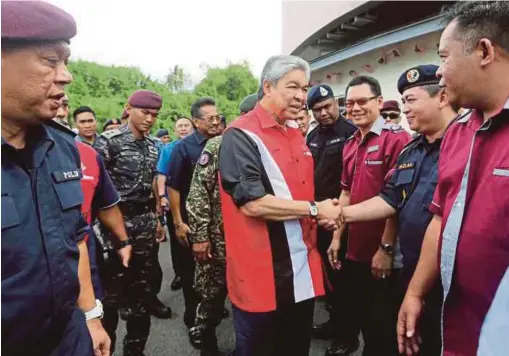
[{"xmin": 310, "ymin": 206, "xmax": 318, "ymax": 216}]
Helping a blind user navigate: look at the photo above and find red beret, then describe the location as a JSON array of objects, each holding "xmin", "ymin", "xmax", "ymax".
[
  {"xmin": 382, "ymin": 100, "xmax": 401, "ymax": 113},
  {"xmin": 128, "ymin": 90, "xmax": 162, "ymax": 110},
  {"xmin": 2, "ymin": 1, "xmax": 77, "ymax": 43}
]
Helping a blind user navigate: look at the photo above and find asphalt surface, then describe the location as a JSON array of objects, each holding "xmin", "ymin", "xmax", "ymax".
[{"xmin": 114, "ymin": 240, "xmax": 363, "ymax": 356}]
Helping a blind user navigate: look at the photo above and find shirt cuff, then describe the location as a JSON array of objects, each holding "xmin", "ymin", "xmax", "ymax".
[
  {"xmin": 99, "ymin": 197, "xmax": 121, "ymax": 210},
  {"xmin": 379, "ymin": 191, "xmax": 399, "ymax": 211},
  {"xmin": 231, "ymin": 181, "xmax": 267, "ymax": 207},
  {"xmin": 429, "ymin": 200, "xmax": 442, "ymax": 216}
]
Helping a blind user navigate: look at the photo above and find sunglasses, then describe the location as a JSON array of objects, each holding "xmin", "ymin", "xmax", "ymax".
[
  {"xmin": 381, "ymin": 112, "xmax": 401, "ymax": 120},
  {"xmin": 345, "ymin": 96, "xmax": 378, "ymax": 109}
]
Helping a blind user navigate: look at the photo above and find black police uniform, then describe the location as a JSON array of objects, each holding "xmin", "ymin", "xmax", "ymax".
[
  {"xmin": 93, "ymin": 124, "xmax": 161, "ymax": 355},
  {"xmin": 2, "ymin": 122, "xmax": 93, "ymax": 356},
  {"xmin": 379, "ymin": 134, "xmax": 443, "ymax": 355},
  {"xmin": 167, "ymin": 130, "xmax": 209, "ymax": 327},
  {"xmin": 306, "ymin": 116, "xmax": 358, "ymax": 347}
]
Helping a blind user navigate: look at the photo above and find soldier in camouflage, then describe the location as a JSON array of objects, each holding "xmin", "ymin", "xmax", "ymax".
[
  {"xmin": 187, "ymin": 135, "xmax": 225, "ymax": 356},
  {"xmin": 93, "ymin": 90, "xmax": 169, "ymax": 356}
]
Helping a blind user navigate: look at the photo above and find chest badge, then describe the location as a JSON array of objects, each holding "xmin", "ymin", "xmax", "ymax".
[{"xmin": 367, "ymin": 145, "xmax": 379, "ymax": 153}]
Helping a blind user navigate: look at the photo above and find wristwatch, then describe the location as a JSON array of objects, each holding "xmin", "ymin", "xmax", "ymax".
[
  {"xmin": 309, "ymin": 201, "xmax": 318, "ymax": 218},
  {"xmin": 158, "ymin": 194, "xmax": 166, "ymax": 199},
  {"xmin": 85, "ymin": 299, "xmax": 104, "ymax": 321},
  {"xmin": 380, "ymin": 243, "xmax": 394, "ymax": 255},
  {"xmin": 115, "ymin": 237, "xmax": 132, "ymax": 250}
]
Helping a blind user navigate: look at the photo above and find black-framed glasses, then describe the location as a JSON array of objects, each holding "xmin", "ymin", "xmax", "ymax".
[
  {"xmin": 381, "ymin": 112, "xmax": 401, "ymax": 120},
  {"xmin": 345, "ymin": 96, "xmax": 378, "ymax": 109}
]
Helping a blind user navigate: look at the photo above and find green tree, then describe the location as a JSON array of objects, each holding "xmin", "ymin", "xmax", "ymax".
[{"xmin": 65, "ymin": 60, "xmax": 258, "ymax": 133}]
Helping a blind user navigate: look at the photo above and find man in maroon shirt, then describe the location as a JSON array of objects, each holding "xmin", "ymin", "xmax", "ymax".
[
  {"xmin": 397, "ymin": 2, "xmax": 509, "ymax": 356},
  {"xmin": 332, "ymin": 76, "xmax": 411, "ymax": 355}
]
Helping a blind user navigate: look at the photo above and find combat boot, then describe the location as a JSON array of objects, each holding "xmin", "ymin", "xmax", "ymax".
[{"xmin": 200, "ymin": 327, "xmax": 219, "ymax": 356}]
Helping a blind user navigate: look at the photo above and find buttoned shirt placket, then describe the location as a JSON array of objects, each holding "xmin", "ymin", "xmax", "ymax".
[{"xmin": 439, "ymin": 116, "xmax": 491, "ymax": 352}]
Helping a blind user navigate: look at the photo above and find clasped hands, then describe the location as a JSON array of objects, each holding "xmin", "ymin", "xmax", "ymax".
[{"xmin": 315, "ymin": 198, "xmax": 344, "ymax": 231}]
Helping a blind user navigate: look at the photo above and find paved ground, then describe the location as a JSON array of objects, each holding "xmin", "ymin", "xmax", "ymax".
[{"xmin": 114, "ymin": 241, "xmax": 362, "ymax": 356}]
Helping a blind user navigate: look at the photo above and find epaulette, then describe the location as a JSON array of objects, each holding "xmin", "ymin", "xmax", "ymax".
[
  {"xmin": 382, "ymin": 122, "xmax": 405, "ymax": 133},
  {"xmin": 44, "ymin": 120, "xmax": 77, "ymax": 145},
  {"xmin": 45, "ymin": 119, "xmax": 76, "ymax": 137},
  {"xmin": 398, "ymin": 134, "xmax": 422, "ymax": 157},
  {"xmin": 99, "ymin": 128, "xmax": 123, "ymax": 140}
]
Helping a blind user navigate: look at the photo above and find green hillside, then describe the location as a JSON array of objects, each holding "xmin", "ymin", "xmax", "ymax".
[{"xmin": 65, "ymin": 60, "xmax": 259, "ymax": 134}]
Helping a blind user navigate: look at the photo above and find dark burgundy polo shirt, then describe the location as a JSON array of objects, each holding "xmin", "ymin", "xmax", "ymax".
[
  {"xmin": 430, "ymin": 99, "xmax": 509, "ymax": 355},
  {"xmin": 341, "ymin": 117, "xmax": 411, "ymax": 262}
]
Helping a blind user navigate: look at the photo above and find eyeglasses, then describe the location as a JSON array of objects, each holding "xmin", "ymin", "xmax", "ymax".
[
  {"xmin": 345, "ymin": 96, "xmax": 378, "ymax": 109},
  {"xmin": 381, "ymin": 112, "xmax": 401, "ymax": 120},
  {"xmin": 200, "ymin": 115, "xmax": 222, "ymax": 124}
]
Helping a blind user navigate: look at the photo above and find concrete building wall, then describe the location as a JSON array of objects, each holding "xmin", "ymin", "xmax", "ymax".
[
  {"xmin": 311, "ymin": 32, "xmax": 441, "ymax": 130},
  {"xmin": 282, "ymin": 0, "xmax": 368, "ymax": 55}
]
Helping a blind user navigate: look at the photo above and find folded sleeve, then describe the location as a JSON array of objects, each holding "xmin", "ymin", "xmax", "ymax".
[{"xmin": 219, "ymin": 128, "xmax": 267, "ymax": 207}]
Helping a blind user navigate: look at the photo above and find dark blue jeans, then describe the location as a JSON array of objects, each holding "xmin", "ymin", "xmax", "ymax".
[{"xmin": 232, "ymin": 298, "xmax": 315, "ymax": 356}]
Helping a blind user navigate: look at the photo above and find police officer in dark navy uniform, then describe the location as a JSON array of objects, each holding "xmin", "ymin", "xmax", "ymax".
[
  {"xmin": 168, "ymin": 97, "xmax": 221, "ymax": 348},
  {"xmin": 326, "ymin": 65, "xmax": 458, "ymax": 355},
  {"xmin": 306, "ymin": 84, "xmax": 357, "ymax": 355},
  {"xmin": 1, "ymin": 2, "xmax": 110, "ymax": 355}
]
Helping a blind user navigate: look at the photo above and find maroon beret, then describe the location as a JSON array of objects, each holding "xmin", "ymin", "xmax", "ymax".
[
  {"xmin": 128, "ymin": 90, "xmax": 162, "ymax": 110},
  {"xmin": 2, "ymin": 1, "xmax": 77, "ymax": 43},
  {"xmin": 382, "ymin": 100, "xmax": 401, "ymax": 113}
]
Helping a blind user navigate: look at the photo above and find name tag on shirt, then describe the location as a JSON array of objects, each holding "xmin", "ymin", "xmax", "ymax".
[
  {"xmin": 309, "ymin": 142, "xmax": 318, "ymax": 148},
  {"xmin": 367, "ymin": 145, "xmax": 379, "ymax": 153},
  {"xmin": 493, "ymin": 168, "xmax": 509, "ymax": 177},
  {"xmin": 365, "ymin": 160, "xmax": 383, "ymax": 165},
  {"xmin": 398, "ymin": 162, "xmax": 416, "ymax": 170},
  {"xmin": 326, "ymin": 138, "xmax": 345, "ymax": 145},
  {"xmin": 52, "ymin": 169, "xmax": 82, "ymax": 183}
]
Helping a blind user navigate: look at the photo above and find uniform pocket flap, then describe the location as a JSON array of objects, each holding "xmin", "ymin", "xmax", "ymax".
[
  {"xmin": 53, "ymin": 181, "xmax": 84, "ymax": 210},
  {"xmin": 1, "ymin": 195, "xmax": 20, "ymax": 229},
  {"xmin": 396, "ymin": 169, "xmax": 415, "ymax": 186}
]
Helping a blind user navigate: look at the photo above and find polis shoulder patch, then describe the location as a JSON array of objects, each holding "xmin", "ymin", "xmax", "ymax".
[{"xmin": 198, "ymin": 152, "xmax": 212, "ymax": 166}]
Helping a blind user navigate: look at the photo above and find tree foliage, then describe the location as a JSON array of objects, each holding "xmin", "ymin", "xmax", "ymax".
[{"xmin": 65, "ymin": 60, "xmax": 258, "ymax": 135}]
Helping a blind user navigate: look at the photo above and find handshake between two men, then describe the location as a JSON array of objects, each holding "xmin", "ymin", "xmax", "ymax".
[{"xmin": 312, "ymin": 193, "xmax": 398, "ymax": 280}]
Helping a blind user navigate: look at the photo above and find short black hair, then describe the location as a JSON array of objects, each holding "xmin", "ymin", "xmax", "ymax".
[
  {"xmin": 442, "ymin": 1, "xmax": 509, "ymax": 53},
  {"xmin": 72, "ymin": 106, "xmax": 96, "ymax": 121},
  {"xmin": 345, "ymin": 75, "xmax": 382, "ymax": 98},
  {"xmin": 190, "ymin": 97, "xmax": 216, "ymax": 119}
]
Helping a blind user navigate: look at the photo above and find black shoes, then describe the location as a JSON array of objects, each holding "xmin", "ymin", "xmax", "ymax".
[
  {"xmin": 170, "ymin": 275, "xmax": 183, "ymax": 291},
  {"xmin": 200, "ymin": 327, "xmax": 219, "ymax": 356},
  {"xmin": 189, "ymin": 325, "xmax": 203, "ymax": 349},
  {"xmin": 324, "ymin": 339, "xmax": 359, "ymax": 356},
  {"xmin": 146, "ymin": 297, "xmax": 172, "ymax": 319},
  {"xmin": 313, "ymin": 320, "xmax": 336, "ymax": 340}
]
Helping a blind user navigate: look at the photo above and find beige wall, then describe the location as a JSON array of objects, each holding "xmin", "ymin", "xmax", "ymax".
[
  {"xmin": 282, "ymin": 0, "xmax": 368, "ymax": 55},
  {"xmin": 311, "ymin": 32, "xmax": 442, "ymax": 131}
]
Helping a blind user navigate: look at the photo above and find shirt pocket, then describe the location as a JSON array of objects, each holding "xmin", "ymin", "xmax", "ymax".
[
  {"xmin": 52, "ymin": 177, "xmax": 84, "ymax": 210},
  {"xmin": 1, "ymin": 194, "xmax": 20, "ymax": 230},
  {"xmin": 395, "ymin": 168, "xmax": 415, "ymax": 186}
]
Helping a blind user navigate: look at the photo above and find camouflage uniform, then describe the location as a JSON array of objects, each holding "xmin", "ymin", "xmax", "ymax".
[
  {"xmin": 186, "ymin": 136, "xmax": 226, "ymax": 330},
  {"xmin": 93, "ymin": 124, "xmax": 161, "ymax": 356}
]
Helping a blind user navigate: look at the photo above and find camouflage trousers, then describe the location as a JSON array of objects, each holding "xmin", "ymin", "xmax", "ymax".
[
  {"xmin": 102, "ymin": 207, "xmax": 161, "ymax": 355},
  {"xmin": 194, "ymin": 258, "xmax": 227, "ymax": 329}
]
